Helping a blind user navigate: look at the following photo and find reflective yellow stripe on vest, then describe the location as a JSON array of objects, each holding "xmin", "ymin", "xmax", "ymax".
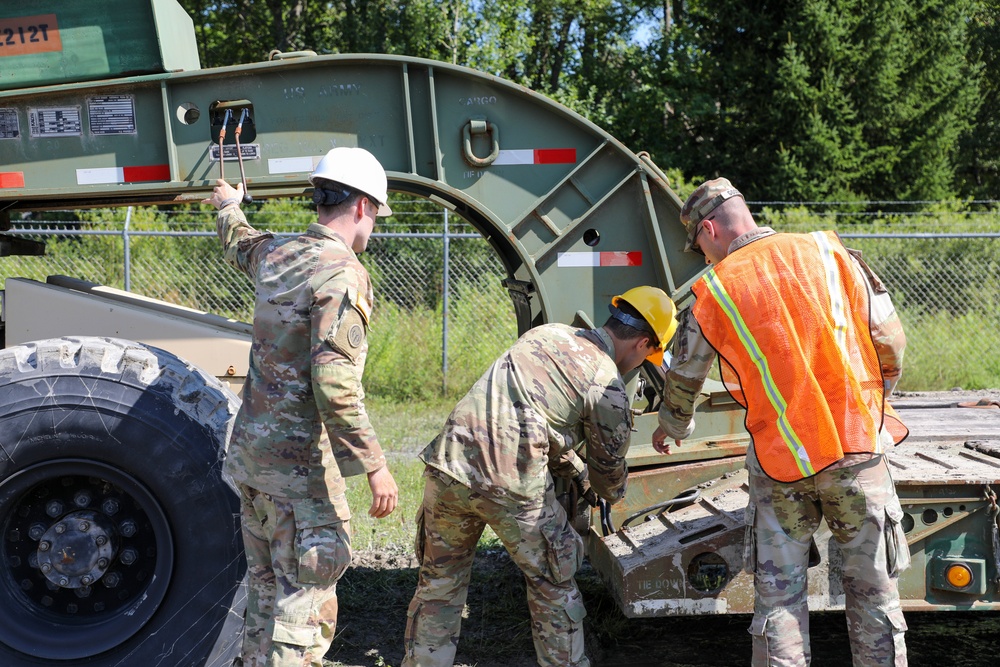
[
  {"xmin": 812, "ymin": 231, "xmax": 849, "ymax": 356},
  {"xmin": 811, "ymin": 231, "xmax": 882, "ymax": 453},
  {"xmin": 702, "ymin": 270, "xmax": 816, "ymax": 478}
]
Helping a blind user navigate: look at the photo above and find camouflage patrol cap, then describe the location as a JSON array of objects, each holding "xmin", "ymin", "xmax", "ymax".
[{"xmin": 680, "ymin": 178, "xmax": 743, "ymax": 252}]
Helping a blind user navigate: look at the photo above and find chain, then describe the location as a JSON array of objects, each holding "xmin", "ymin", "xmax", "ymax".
[{"xmin": 985, "ymin": 485, "xmax": 1000, "ymax": 592}]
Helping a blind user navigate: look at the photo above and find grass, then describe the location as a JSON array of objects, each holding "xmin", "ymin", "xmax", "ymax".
[
  {"xmin": 345, "ymin": 395, "xmax": 505, "ymax": 553},
  {"xmin": 897, "ymin": 307, "xmax": 1000, "ymax": 390},
  {"xmin": 343, "ymin": 396, "xmax": 452, "ymax": 552}
]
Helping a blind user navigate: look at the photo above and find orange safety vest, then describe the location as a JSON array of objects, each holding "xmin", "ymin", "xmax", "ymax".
[{"xmin": 692, "ymin": 231, "xmax": 908, "ymax": 482}]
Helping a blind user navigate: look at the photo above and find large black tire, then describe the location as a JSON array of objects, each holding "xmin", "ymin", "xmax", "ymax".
[{"xmin": 0, "ymin": 337, "xmax": 246, "ymax": 666}]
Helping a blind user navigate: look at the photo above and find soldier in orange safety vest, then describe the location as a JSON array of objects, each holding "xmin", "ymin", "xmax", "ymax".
[{"xmin": 653, "ymin": 178, "xmax": 911, "ymax": 667}]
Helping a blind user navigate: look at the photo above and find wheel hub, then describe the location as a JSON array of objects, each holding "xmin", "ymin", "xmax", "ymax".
[
  {"xmin": 36, "ymin": 510, "xmax": 116, "ymax": 589},
  {"xmin": 0, "ymin": 460, "xmax": 174, "ymax": 660}
]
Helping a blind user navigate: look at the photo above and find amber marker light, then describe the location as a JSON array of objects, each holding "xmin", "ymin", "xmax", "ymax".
[{"xmin": 945, "ymin": 563, "xmax": 973, "ymax": 589}]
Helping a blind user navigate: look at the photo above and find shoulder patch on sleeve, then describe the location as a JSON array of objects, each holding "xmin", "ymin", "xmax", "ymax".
[{"xmin": 327, "ymin": 306, "xmax": 368, "ymax": 362}]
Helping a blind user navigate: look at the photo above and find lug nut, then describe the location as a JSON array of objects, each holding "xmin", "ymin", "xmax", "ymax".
[
  {"xmin": 80, "ymin": 575, "xmax": 93, "ymax": 586},
  {"xmin": 120, "ymin": 548, "xmax": 137, "ymax": 565},
  {"xmin": 73, "ymin": 491, "xmax": 92, "ymax": 508},
  {"xmin": 58, "ymin": 577, "xmax": 69, "ymax": 587},
  {"xmin": 28, "ymin": 524, "xmax": 46, "ymax": 540},
  {"xmin": 40, "ymin": 563, "xmax": 51, "ymax": 574},
  {"xmin": 45, "ymin": 501, "xmax": 64, "ymax": 518},
  {"xmin": 104, "ymin": 572, "xmax": 121, "ymax": 588},
  {"xmin": 38, "ymin": 541, "xmax": 51, "ymax": 552},
  {"xmin": 54, "ymin": 523, "xmax": 66, "ymax": 535},
  {"xmin": 120, "ymin": 520, "xmax": 137, "ymax": 537},
  {"xmin": 102, "ymin": 499, "xmax": 120, "ymax": 516}
]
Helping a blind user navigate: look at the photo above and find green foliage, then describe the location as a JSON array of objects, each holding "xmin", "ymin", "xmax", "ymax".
[
  {"xmin": 647, "ymin": 0, "xmax": 984, "ymax": 201},
  {"xmin": 364, "ymin": 282, "xmax": 516, "ymax": 401},
  {"xmin": 898, "ymin": 309, "xmax": 1000, "ymax": 390},
  {"xmin": 173, "ymin": 1, "xmax": 999, "ymax": 203},
  {"xmin": 957, "ymin": 0, "xmax": 1000, "ymax": 198},
  {"xmin": 344, "ymin": 453, "xmax": 426, "ymax": 550}
]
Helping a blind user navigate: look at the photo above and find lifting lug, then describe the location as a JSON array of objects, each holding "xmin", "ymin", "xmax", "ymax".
[{"xmin": 462, "ymin": 118, "xmax": 500, "ymax": 167}]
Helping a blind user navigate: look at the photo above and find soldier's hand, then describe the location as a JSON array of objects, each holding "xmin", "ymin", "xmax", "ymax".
[
  {"xmin": 652, "ymin": 426, "xmax": 681, "ymax": 455},
  {"xmin": 366, "ymin": 466, "xmax": 398, "ymax": 519},
  {"xmin": 202, "ymin": 179, "xmax": 243, "ymax": 209},
  {"xmin": 574, "ymin": 469, "xmax": 600, "ymax": 508}
]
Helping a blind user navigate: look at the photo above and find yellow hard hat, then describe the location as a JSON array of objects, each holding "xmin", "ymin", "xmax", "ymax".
[{"xmin": 611, "ymin": 286, "xmax": 678, "ymax": 365}]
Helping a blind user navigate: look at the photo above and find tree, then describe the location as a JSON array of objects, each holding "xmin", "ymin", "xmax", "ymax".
[
  {"xmin": 177, "ymin": 0, "xmax": 456, "ymax": 67},
  {"xmin": 642, "ymin": 0, "xmax": 984, "ymax": 201},
  {"xmin": 956, "ymin": 0, "xmax": 1000, "ymax": 198}
]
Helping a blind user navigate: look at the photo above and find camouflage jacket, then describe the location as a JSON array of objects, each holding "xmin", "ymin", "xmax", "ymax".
[
  {"xmin": 420, "ymin": 324, "xmax": 633, "ymax": 509},
  {"xmin": 217, "ymin": 205, "xmax": 386, "ymax": 502},
  {"xmin": 659, "ymin": 228, "xmax": 907, "ymax": 465}
]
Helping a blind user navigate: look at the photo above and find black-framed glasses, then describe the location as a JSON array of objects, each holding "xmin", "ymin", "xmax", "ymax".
[{"xmin": 690, "ymin": 221, "xmax": 705, "ymax": 256}]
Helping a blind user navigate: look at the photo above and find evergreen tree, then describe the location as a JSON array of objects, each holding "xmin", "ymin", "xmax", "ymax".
[
  {"xmin": 957, "ymin": 0, "xmax": 1000, "ymax": 198},
  {"xmin": 648, "ymin": 0, "xmax": 983, "ymax": 201}
]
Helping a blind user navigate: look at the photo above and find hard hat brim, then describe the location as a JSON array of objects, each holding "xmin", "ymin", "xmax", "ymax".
[{"xmin": 377, "ymin": 202, "xmax": 393, "ymax": 217}]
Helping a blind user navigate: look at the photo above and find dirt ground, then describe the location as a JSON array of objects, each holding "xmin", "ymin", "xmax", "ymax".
[
  {"xmin": 326, "ymin": 548, "xmax": 1000, "ymax": 667},
  {"xmin": 326, "ymin": 390, "xmax": 1000, "ymax": 666}
]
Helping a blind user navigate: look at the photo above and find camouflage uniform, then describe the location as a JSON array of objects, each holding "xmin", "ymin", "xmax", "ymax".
[
  {"xmin": 659, "ymin": 227, "xmax": 910, "ymax": 666},
  {"xmin": 216, "ymin": 205, "xmax": 387, "ymax": 667},
  {"xmin": 403, "ymin": 324, "xmax": 633, "ymax": 667}
]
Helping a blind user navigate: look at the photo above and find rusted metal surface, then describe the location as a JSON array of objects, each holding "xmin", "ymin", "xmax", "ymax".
[{"xmin": 592, "ymin": 393, "xmax": 1000, "ymax": 617}]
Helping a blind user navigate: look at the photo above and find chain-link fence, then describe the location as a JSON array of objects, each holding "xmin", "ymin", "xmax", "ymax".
[
  {"xmin": 3, "ymin": 201, "xmax": 1000, "ymax": 394},
  {"xmin": 0, "ymin": 201, "xmax": 518, "ymax": 398}
]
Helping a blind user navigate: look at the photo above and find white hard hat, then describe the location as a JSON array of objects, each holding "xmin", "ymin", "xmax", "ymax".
[{"xmin": 309, "ymin": 147, "xmax": 392, "ymax": 216}]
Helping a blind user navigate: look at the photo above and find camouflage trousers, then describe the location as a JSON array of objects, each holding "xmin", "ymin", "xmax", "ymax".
[
  {"xmin": 745, "ymin": 455, "xmax": 910, "ymax": 667},
  {"xmin": 237, "ymin": 483, "xmax": 352, "ymax": 667},
  {"xmin": 402, "ymin": 468, "xmax": 589, "ymax": 667}
]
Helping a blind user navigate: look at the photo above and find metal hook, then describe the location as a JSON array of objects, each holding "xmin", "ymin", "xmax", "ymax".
[
  {"xmin": 217, "ymin": 108, "xmax": 233, "ymax": 182},
  {"xmin": 234, "ymin": 108, "xmax": 253, "ymax": 204}
]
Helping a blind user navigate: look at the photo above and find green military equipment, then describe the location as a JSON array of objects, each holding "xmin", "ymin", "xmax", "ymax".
[
  {"xmin": 0, "ymin": 0, "xmax": 199, "ymax": 91},
  {"xmin": 1, "ymin": 1, "xmax": 999, "ymax": 665}
]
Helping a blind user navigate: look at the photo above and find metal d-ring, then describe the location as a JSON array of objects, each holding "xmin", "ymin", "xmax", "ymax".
[{"xmin": 462, "ymin": 119, "xmax": 500, "ymax": 167}]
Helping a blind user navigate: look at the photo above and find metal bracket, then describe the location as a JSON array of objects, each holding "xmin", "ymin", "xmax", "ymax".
[{"xmin": 462, "ymin": 118, "xmax": 500, "ymax": 167}]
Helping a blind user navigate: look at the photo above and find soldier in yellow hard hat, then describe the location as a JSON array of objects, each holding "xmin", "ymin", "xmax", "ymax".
[{"xmin": 403, "ymin": 287, "xmax": 676, "ymax": 667}]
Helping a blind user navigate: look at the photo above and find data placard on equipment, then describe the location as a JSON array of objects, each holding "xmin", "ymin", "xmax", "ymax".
[
  {"xmin": 89, "ymin": 95, "xmax": 137, "ymax": 135},
  {"xmin": 29, "ymin": 107, "xmax": 81, "ymax": 137}
]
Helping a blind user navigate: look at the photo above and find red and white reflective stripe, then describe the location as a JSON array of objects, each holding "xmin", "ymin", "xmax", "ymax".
[
  {"xmin": 0, "ymin": 172, "xmax": 25, "ymax": 188},
  {"xmin": 557, "ymin": 251, "xmax": 642, "ymax": 267},
  {"xmin": 76, "ymin": 165, "xmax": 170, "ymax": 185},
  {"xmin": 493, "ymin": 148, "xmax": 576, "ymax": 166}
]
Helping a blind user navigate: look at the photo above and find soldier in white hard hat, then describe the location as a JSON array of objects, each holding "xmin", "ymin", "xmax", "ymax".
[{"xmin": 205, "ymin": 146, "xmax": 398, "ymax": 667}]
